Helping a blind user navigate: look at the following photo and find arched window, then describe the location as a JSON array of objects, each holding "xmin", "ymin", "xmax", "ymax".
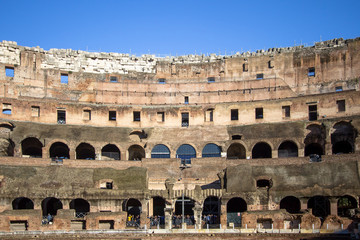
[
  {"xmin": 126, "ymin": 198, "xmax": 142, "ymax": 217},
  {"xmin": 202, "ymin": 197, "xmax": 220, "ymax": 224},
  {"xmin": 12, "ymin": 197, "xmax": 34, "ymax": 210},
  {"xmin": 252, "ymin": 142, "xmax": 272, "ymax": 159},
  {"xmin": 202, "ymin": 143, "xmax": 221, "ymax": 158},
  {"xmin": 21, "ymin": 137, "xmax": 43, "ymax": 158},
  {"xmin": 307, "ymin": 196, "xmax": 330, "ymax": 218},
  {"xmin": 338, "ymin": 195, "xmax": 358, "ymax": 217},
  {"xmin": 76, "ymin": 143, "xmax": 95, "ymax": 160},
  {"xmin": 280, "ymin": 196, "xmax": 301, "ymax": 213},
  {"xmin": 304, "ymin": 124, "xmax": 325, "ymax": 156},
  {"xmin": 151, "ymin": 144, "xmax": 170, "ymax": 158},
  {"xmin": 227, "ymin": 197, "xmax": 247, "ymax": 227},
  {"xmin": 41, "ymin": 197, "xmax": 63, "ymax": 216},
  {"xmin": 176, "ymin": 144, "xmax": 196, "ymax": 164},
  {"xmin": 69, "ymin": 198, "xmax": 90, "ymax": 217},
  {"xmin": 128, "ymin": 145, "xmax": 145, "ymax": 161},
  {"xmin": 227, "ymin": 143, "xmax": 246, "ymax": 159},
  {"xmin": 101, "ymin": 144, "xmax": 120, "ymax": 160},
  {"xmin": 278, "ymin": 141, "xmax": 298, "ymax": 158},
  {"xmin": 49, "ymin": 142, "xmax": 69, "ymax": 159},
  {"xmin": 331, "ymin": 122, "xmax": 356, "ymax": 154}
]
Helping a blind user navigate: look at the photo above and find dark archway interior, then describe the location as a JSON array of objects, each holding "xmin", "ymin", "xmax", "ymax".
[
  {"xmin": 227, "ymin": 197, "xmax": 247, "ymax": 213},
  {"xmin": 49, "ymin": 142, "xmax": 70, "ymax": 158},
  {"xmin": 153, "ymin": 197, "xmax": 165, "ymax": 216},
  {"xmin": 338, "ymin": 195, "xmax": 358, "ymax": 217},
  {"xmin": 278, "ymin": 141, "xmax": 298, "ymax": 158},
  {"xmin": 252, "ymin": 142, "xmax": 272, "ymax": 159},
  {"xmin": 21, "ymin": 137, "xmax": 43, "ymax": 157},
  {"xmin": 332, "ymin": 141, "xmax": 353, "ymax": 154},
  {"xmin": 331, "ymin": 122, "xmax": 357, "ymax": 154},
  {"xmin": 308, "ymin": 196, "xmax": 330, "ymax": 219},
  {"xmin": 305, "ymin": 143, "xmax": 323, "ymax": 156},
  {"xmin": 175, "ymin": 197, "xmax": 194, "ymax": 215},
  {"xmin": 227, "ymin": 143, "xmax": 246, "ymax": 159},
  {"xmin": 127, "ymin": 198, "xmax": 142, "ymax": 216},
  {"xmin": 76, "ymin": 143, "xmax": 95, "ymax": 159},
  {"xmin": 280, "ymin": 196, "xmax": 301, "ymax": 213},
  {"xmin": 101, "ymin": 144, "xmax": 120, "ymax": 160},
  {"xmin": 12, "ymin": 197, "xmax": 34, "ymax": 210},
  {"xmin": 69, "ymin": 198, "xmax": 90, "ymax": 213},
  {"xmin": 42, "ymin": 197, "xmax": 63, "ymax": 216},
  {"xmin": 128, "ymin": 145, "xmax": 145, "ymax": 161}
]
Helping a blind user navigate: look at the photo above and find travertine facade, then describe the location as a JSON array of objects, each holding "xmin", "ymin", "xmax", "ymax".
[{"xmin": 0, "ymin": 38, "xmax": 359, "ymax": 233}]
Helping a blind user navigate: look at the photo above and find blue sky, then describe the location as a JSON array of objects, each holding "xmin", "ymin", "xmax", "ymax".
[{"xmin": 0, "ymin": 0, "xmax": 359, "ymax": 56}]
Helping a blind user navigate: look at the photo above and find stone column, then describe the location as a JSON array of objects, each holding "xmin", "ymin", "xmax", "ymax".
[
  {"xmin": 324, "ymin": 142, "xmax": 332, "ymax": 155},
  {"xmin": 329, "ymin": 197, "xmax": 338, "ymax": 216},
  {"xmin": 193, "ymin": 204, "xmax": 202, "ymax": 229},
  {"xmin": 164, "ymin": 206, "xmax": 173, "ymax": 229},
  {"xmin": 298, "ymin": 148, "xmax": 305, "ymax": 157},
  {"xmin": 300, "ymin": 198, "xmax": 308, "ymax": 211},
  {"xmin": 69, "ymin": 149, "xmax": 76, "ymax": 160},
  {"xmin": 140, "ymin": 199, "xmax": 149, "ymax": 228},
  {"xmin": 272, "ymin": 149, "xmax": 278, "ymax": 158},
  {"xmin": 220, "ymin": 201, "xmax": 227, "ymax": 229}
]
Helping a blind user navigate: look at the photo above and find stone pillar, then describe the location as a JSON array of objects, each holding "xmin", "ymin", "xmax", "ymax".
[
  {"xmin": 193, "ymin": 204, "xmax": 202, "ymax": 229},
  {"xmin": 329, "ymin": 197, "xmax": 338, "ymax": 216},
  {"xmin": 69, "ymin": 149, "xmax": 76, "ymax": 160},
  {"xmin": 298, "ymin": 148, "xmax": 305, "ymax": 157},
  {"xmin": 324, "ymin": 142, "xmax": 332, "ymax": 155},
  {"xmin": 140, "ymin": 199, "xmax": 149, "ymax": 228},
  {"xmin": 272, "ymin": 149, "xmax": 278, "ymax": 158},
  {"xmin": 220, "ymin": 201, "xmax": 227, "ymax": 229},
  {"xmin": 300, "ymin": 198, "xmax": 308, "ymax": 211},
  {"xmin": 164, "ymin": 206, "xmax": 173, "ymax": 229}
]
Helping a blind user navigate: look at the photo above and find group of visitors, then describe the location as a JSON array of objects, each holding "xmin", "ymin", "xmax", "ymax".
[
  {"xmin": 172, "ymin": 214, "xmax": 195, "ymax": 227},
  {"xmin": 126, "ymin": 214, "xmax": 140, "ymax": 227},
  {"xmin": 148, "ymin": 215, "xmax": 165, "ymax": 227},
  {"xmin": 202, "ymin": 214, "xmax": 218, "ymax": 225}
]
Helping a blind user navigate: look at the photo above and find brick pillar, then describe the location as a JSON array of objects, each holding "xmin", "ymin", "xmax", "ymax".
[
  {"xmin": 329, "ymin": 197, "xmax": 338, "ymax": 216},
  {"xmin": 220, "ymin": 201, "xmax": 227, "ymax": 229},
  {"xmin": 164, "ymin": 206, "xmax": 173, "ymax": 229},
  {"xmin": 300, "ymin": 198, "xmax": 308, "ymax": 211},
  {"xmin": 298, "ymin": 148, "xmax": 305, "ymax": 157},
  {"xmin": 324, "ymin": 142, "xmax": 332, "ymax": 155},
  {"xmin": 272, "ymin": 149, "xmax": 278, "ymax": 158},
  {"xmin": 140, "ymin": 199, "xmax": 149, "ymax": 228}
]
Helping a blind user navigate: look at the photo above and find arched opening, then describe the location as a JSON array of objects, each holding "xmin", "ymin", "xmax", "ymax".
[
  {"xmin": 175, "ymin": 197, "xmax": 195, "ymax": 216},
  {"xmin": 307, "ymin": 196, "xmax": 330, "ymax": 219},
  {"xmin": 278, "ymin": 141, "xmax": 298, "ymax": 158},
  {"xmin": 305, "ymin": 143, "xmax": 323, "ymax": 156},
  {"xmin": 12, "ymin": 197, "xmax": 34, "ymax": 210},
  {"xmin": 227, "ymin": 197, "xmax": 247, "ymax": 226},
  {"xmin": 126, "ymin": 198, "xmax": 142, "ymax": 227},
  {"xmin": 152, "ymin": 196, "xmax": 165, "ymax": 216},
  {"xmin": 202, "ymin": 143, "xmax": 221, "ymax": 158},
  {"xmin": 128, "ymin": 145, "xmax": 145, "ymax": 161},
  {"xmin": 280, "ymin": 196, "xmax": 301, "ymax": 214},
  {"xmin": 226, "ymin": 143, "xmax": 246, "ymax": 159},
  {"xmin": 49, "ymin": 142, "xmax": 70, "ymax": 159},
  {"xmin": 338, "ymin": 195, "xmax": 358, "ymax": 217},
  {"xmin": 101, "ymin": 144, "xmax": 120, "ymax": 160},
  {"xmin": 41, "ymin": 197, "xmax": 63, "ymax": 216},
  {"xmin": 176, "ymin": 144, "xmax": 196, "ymax": 164},
  {"xmin": 76, "ymin": 143, "xmax": 95, "ymax": 160},
  {"xmin": 21, "ymin": 137, "xmax": 43, "ymax": 158},
  {"xmin": 151, "ymin": 144, "xmax": 170, "ymax": 158},
  {"xmin": 202, "ymin": 196, "xmax": 220, "ymax": 225},
  {"xmin": 304, "ymin": 124, "xmax": 325, "ymax": 156},
  {"xmin": 69, "ymin": 198, "xmax": 90, "ymax": 217},
  {"xmin": 331, "ymin": 121, "xmax": 357, "ymax": 154},
  {"xmin": 252, "ymin": 142, "xmax": 272, "ymax": 159}
]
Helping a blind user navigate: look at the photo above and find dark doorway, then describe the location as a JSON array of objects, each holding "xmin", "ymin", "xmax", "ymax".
[
  {"xmin": 252, "ymin": 142, "xmax": 272, "ymax": 159},
  {"xmin": 76, "ymin": 143, "xmax": 95, "ymax": 160},
  {"xmin": 308, "ymin": 196, "xmax": 330, "ymax": 219},
  {"xmin": 202, "ymin": 197, "xmax": 220, "ymax": 224},
  {"xmin": 331, "ymin": 121, "xmax": 357, "ymax": 154},
  {"xmin": 227, "ymin": 143, "xmax": 246, "ymax": 159},
  {"xmin": 128, "ymin": 145, "xmax": 145, "ymax": 161},
  {"xmin": 21, "ymin": 137, "xmax": 43, "ymax": 158},
  {"xmin": 42, "ymin": 197, "xmax": 63, "ymax": 216},
  {"xmin": 152, "ymin": 196, "xmax": 165, "ymax": 216},
  {"xmin": 278, "ymin": 141, "xmax": 298, "ymax": 158},
  {"xmin": 12, "ymin": 197, "xmax": 34, "ymax": 210},
  {"xmin": 49, "ymin": 142, "xmax": 70, "ymax": 159},
  {"xmin": 305, "ymin": 143, "xmax": 323, "ymax": 156},
  {"xmin": 338, "ymin": 195, "xmax": 358, "ymax": 217},
  {"xmin": 69, "ymin": 198, "xmax": 90, "ymax": 217},
  {"xmin": 227, "ymin": 197, "xmax": 247, "ymax": 226},
  {"xmin": 101, "ymin": 144, "xmax": 120, "ymax": 160},
  {"xmin": 175, "ymin": 196, "xmax": 195, "ymax": 215},
  {"xmin": 280, "ymin": 196, "xmax": 301, "ymax": 214}
]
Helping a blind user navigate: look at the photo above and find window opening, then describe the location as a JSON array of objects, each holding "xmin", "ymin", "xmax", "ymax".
[
  {"xmin": 106, "ymin": 182, "xmax": 113, "ymax": 189},
  {"xmin": 5, "ymin": 67, "xmax": 14, "ymax": 77},
  {"xmin": 206, "ymin": 109, "xmax": 214, "ymax": 122},
  {"xmin": 151, "ymin": 144, "xmax": 170, "ymax": 158},
  {"xmin": 308, "ymin": 105, "xmax": 317, "ymax": 121},
  {"xmin": 282, "ymin": 106, "xmax": 290, "ymax": 118},
  {"xmin": 202, "ymin": 143, "xmax": 221, "ymax": 158},
  {"xmin": 109, "ymin": 111, "xmax": 116, "ymax": 121},
  {"xmin": 184, "ymin": 96, "xmax": 189, "ymax": 104},
  {"xmin": 2, "ymin": 103, "xmax": 11, "ymax": 115},
  {"xmin": 256, "ymin": 73, "xmax": 264, "ymax": 80},
  {"xmin": 335, "ymin": 86, "xmax": 343, "ymax": 92},
  {"xmin": 61, "ymin": 73, "xmax": 68, "ymax": 84},
  {"xmin": 257, "ymin": 179, "xmax": 271, "ymax": 188},
  {"xmin": 231, "ymin": 109, "xmax": 238, "ymax": 121},
  {"xmin": 268, "ymin": 60, "xmax": 274, "ymax": 68},
  {"xmin": 243, "ymin": 63, "xmax": 248, "ymax": 72},
  {"xmin": 101, "ymin": 144, "xmax": 120, "ymax": 160},
  {"xmin": 133, "ymin": 111, "xmax": 141, "ymax": 122},
  {"xmin": 57, "ymin": 110, "xmax": 66, "ymax": 124},
  {"xmin": 157, "ymin": 112, "xmax": 165, "ymax": 122},
  {"xmin": 158, "ymin": 78, "xmax": 166, "ymax": 84},
  {"xmin": 308, "ymin": 67, "xmax": 315, "ymax": 77},
  {"xmin": 110, "ymin": 76, "xmax": 118, "ymax": 82},
  {"xmin": 176, "ymin": 144, "xmax": 196, "ymax": 164},
  {"xmin": 208, "ymin": 77, "xmax": 215, "ymax": 83},
  {"xmin": 31, "ymin": 106, "xmax": 40, "ymax": 117},
  {"xmin": 255, "ymin": 108, "xmax": 263, "ymax": 119},
  {"xmin": 336, "ymin": 100, "xmax": 345, "ymax": 112},
  {"xmin": 232, "ymin": 135, "xmax": 242, "ymax": 140},
  {"xmin": 83, "ymin": 109, "xmax": 91, "ymax": 120},
  {"xmin": 181, "ymin": 112, "xmax": 189, "ymax": 127}
]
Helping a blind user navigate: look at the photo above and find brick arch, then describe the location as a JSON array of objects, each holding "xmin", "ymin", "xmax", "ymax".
[
  {"xmin": 45, "ymin": 139, "xmax": 71, "ymax": 158},
  {"xmin": 173, "ymin": 143, "xmax": 199, "ymax": 158}
]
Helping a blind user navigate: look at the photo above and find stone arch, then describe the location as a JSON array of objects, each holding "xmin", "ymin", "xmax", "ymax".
[
  {"xmin": 202, "ymin": 196, "xmax": 220, "ymax": 224},
  {"xmin": 278, "ymin": 140, "xmax": 298, "ymax": 158},
  {"xmin": 280, "ymin": 196, "xmax": 301, "ymax": 213},
  {"xmin": 151, "ymin": 144, "xmax": 171, "ymax": 158},
  {"xmin": 307, "ymin": 196, "xmax": 330, "ymax": 219},
  {"xmin": 69, "ymin": 198, "xmax": 90, "ymax": 214},
  {"xmin": 331, "ymin": 121, "xmax": 357, "ymax": 154},
  {"xmin": 252, "ymin": 142, "xmax": 272, "ymax": 159},
  {"xmin": 49, "ymin": 141, "xmax": 70, "ymax": 159},
  {"xmin": 76, "ymin": 143, "xmax": 95, "ymax": 160},
  {"xmin": 226, "ymin": 197, "xmax": 247, "ymax": 226},
  {"xmin": 227, "ymin": 143, "xmax": 246, "ymax": 159},
  {"xmin": 337, "ymin": 195, "xmax": 358, "ymax": 217},
  {"xmin": 128, "ymin": 144, "xmax": 145, "ymax": 160},
  {"xmin": 175, "ymin": 196, "xmax": 195, "ymax": 216},
  {"xmin": 21, "ymin": 137, "xmax": 43, "ymax": 158},
  {"xmin": 176, "ymin": 144, "xmax": 196, "ymax": 164},
  {"xmin": 41, "ymin": 197, "xmax": 63, "ymax": 216},
  {"xmin": 202, "ymin": 143, "xmax": 221, "ymax": 158},
  {"xmin": 126, "ymin": 198, "xmax": 142, "ymax": 217},
  {"xmin": 101, "ymin": 144, "xmax": 120, "ymax": 160},
  {"xmin": 12, "ymin": 197, "xmax": 34, "ymax": 210},
  {"xmin": 304, "ymin": 124, "xmax": 326, "ymax": 156}
]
